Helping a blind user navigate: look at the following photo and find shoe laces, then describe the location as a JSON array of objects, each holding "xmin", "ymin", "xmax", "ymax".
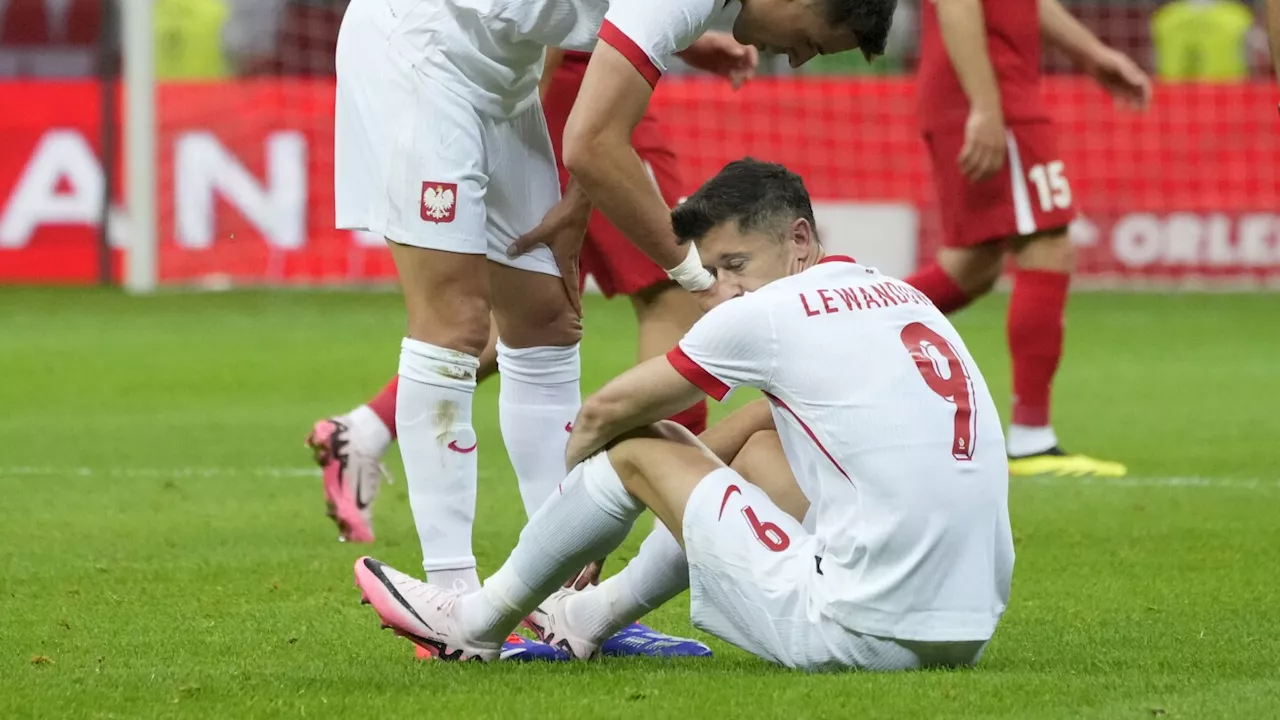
[{"xmin": 405, "ymin": 579, "xmax": 467, "ymax": 614}]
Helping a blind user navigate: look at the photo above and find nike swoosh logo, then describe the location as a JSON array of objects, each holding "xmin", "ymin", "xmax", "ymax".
[
  {"xmin": 564, "ymin": 422, "xmax": 573, "ymax": 433},
  {"xmin": 718, "ymin": 484, "xmax": 741, "ymax": 520},
  {"xmin": 447, "ymin": 440, "xmax": 477, "ymax": 454},
  {"xmin": 355, "ymin": 475, "xmax": 372, "ymax": 509}
]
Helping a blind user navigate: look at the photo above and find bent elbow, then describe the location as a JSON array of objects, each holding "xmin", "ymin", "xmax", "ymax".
[
  {"xmin": 562, "ymin": 132, "xmax": 594, "ymax": 178},
  {"xmin": 577, "ymin": 391, "xmax": 617, "ymax": 433}
]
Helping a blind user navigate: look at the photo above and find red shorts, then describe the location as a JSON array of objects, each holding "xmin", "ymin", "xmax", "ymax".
[
  {"xmin": 543, "ymin": 52, "xmax": 683, "ymax": 297},
  {"xmin": 924, "ymin": 120, "xmax": 1076, "ymax": 248}
]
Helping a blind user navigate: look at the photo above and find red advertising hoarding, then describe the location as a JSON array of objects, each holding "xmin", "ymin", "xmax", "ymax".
[{"xmin": 2, "ymin": 78, "xmax": 1278, "ymax": 286}]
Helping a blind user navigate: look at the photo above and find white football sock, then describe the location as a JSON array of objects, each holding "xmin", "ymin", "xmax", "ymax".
[
  {"xmin": 565, "ymin": 524, "xmax": 689, "ymax": 642},
  {"xmin": 397, "ymin": 338, "xmax": 482, "ymax": 591},
  {"xmin": 496, "ymin": 341, "xmax": 581, "ymax": 518},
  {"xmin": 345, "ymin": 404, "xmax": 393, "ymax": 457},
  {"xmin": 1007, "ymin": 424, "xmax": 1059, "ymax": 457},
  {"xmin": 458, "ymin": 453, "xmax": 643, "ymax": 644}
]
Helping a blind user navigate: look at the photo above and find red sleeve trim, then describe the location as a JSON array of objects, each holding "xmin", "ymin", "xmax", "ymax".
[
  {"xmin": 667, "ymin": 346, "xmax": 730, "ymax": 401},
  {"xmin": 598, "ymin": 20, "xmax": 662, "ymax": 89}
]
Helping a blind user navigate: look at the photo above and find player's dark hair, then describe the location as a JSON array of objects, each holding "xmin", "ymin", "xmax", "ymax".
[
  {"xmin": 672, "ymin": 158, "xmax": 815, "ymax": 245},
  {"xmin": 825, "ymin": 0, "xmax": 896, "ymax": 60},
  {"xmin": 675, "ymin": 158, "xmax": 814, "ymax": 244}
]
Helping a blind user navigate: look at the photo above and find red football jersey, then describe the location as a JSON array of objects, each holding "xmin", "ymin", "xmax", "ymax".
[{"xmin": 916, "ymin": 0, "xmax": 1048, "ymax": 130}]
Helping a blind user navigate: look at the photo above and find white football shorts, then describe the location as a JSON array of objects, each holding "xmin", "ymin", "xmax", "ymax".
[
  {"xmin": 683, "ymin": 469, "xmax": 988, "ymax": 672},
  {"xmin": 333, "ymin": 1, "xmax": 559, "ymax": 275}
]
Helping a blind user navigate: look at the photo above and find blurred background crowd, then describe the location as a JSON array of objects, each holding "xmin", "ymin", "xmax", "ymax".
[{"xmin": 0, "ymin": 0, "xmax": 1275, "ymax": 82}]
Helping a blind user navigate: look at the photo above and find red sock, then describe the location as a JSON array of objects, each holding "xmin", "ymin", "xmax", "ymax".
[
  {"xmin": 366, "ymin": 376, "xmax": 399, "ymax": 440},
  {"xmin": 668, "ymin": 400, "xmax": 708, "ymax": 436},
  {"xmin": 1007, "ymin": 269, "xmax": 1070, "ymax": 427},
  {"xmin": 904, "ymin": 264, "xmax": 973, "ymax": 315}
]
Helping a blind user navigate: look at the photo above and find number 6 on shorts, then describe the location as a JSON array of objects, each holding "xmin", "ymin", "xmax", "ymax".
[{"xmin": 743, "ymin": 505, "xmax": 791, "ymax": 552}]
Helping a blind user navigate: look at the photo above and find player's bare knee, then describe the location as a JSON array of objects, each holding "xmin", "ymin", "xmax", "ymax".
[
  {"xmin": 647, "ymin": 419, "xmax": 701, "ymax": 447},
  {"xmin": 1013, "ymin": 229, "xmax": 1074, "ymax": 273},
  {"xmin": 500, "ymin": 289, "xmax": 583, "ymax": 346},
  {"xmin": 405, "ymin": 293, "xmax": 491, "ymax": 356},
  {"xmin": 730, "ymin": 430, "xmax": 781, "ymax": 474},
  {"xmin": 610, "ymin": 452, "xmax": 650, "ymax": 498},
  {"xmin": 604, "ymin": 440, "xmax": 655, "ymax": 495},
  {"xmin": 937, "ymin": 245, "xmax": 1005, "ymax": 298},
  {"xmin": 491, "ymin": 272, "xmax": 583, "ymax": 348}
]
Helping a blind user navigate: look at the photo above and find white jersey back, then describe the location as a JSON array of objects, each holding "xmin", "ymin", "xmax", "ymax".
[
  {"xmin": 344, "ymin": 0, "xmax": 727, "ymax": 116},
  {"xmin": 668, "ymin": 256, "xmax": 1014, "ymax": 642}
]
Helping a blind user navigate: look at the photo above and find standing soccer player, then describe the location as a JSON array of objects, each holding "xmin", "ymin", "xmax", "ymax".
[
  {"xmin": 308, "ymin": 41, "xmax": 742, "ymax": 659},
  {"xmin": 350, "ymin": 159, "xmax": 1014, "ymax": 671},
  {"xmin": 904, "ymin": 0, "xmax": 1150, "ymax": 476},
  {"xmin": 309, "ymin": 46, "xmax": 728, "ymax": 549}
]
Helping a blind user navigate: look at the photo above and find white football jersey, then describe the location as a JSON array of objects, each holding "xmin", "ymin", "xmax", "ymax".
[
  {"xmin": 668, "ymin": 256, "xmax": 1015, "ymax": 642},
  {"xmin": 349, "ymin": 0, "xmax": 729, "ymax": 116}
]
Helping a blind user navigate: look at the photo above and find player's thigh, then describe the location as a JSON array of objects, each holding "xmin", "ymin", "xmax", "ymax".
[
  {"xmin": 391, "ymin": 87, "xmax": 491, "ymax": 351},
  {"xmin": 729, "ymin": 430, "xmax": 809, "ymax": 524},
  {"xmin": 339, "ymin": 49, "xmax": 493, "ymax": 351},
  {"xmin": 484, "ymin": 103, "xmax": 580, "ymax": 348},
  {"xmin": 681, "ymin": 470, "xmax": 824, "ymax": 668},
  {"xmin": 484, "ymin": 101, "xmax": 561, "ymax": 278},
  {"xmin": 388, "ymin": 244, "xmax": 490, "ymax": 353}
]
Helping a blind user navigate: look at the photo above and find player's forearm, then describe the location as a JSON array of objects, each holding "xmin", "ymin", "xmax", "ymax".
[
  {"xmin": 934, "ymin": 0, "xmax": 1003, "ymax": 114},
  {"xmin": 538, "ymin": 47, "xmax": 566, "ymax": 101},
  {"xmin": 697, "ymin": 399, "xmax": 775, "ymax": 465},
  {"xmin": 567, "ymin": 359, "xmax": 706, "ymax": 467},
  {"xmin": 564, "ymin": 137, "xmax": 688, "ymax": 271},
  {"xmin": 1268, "ymin": 0, "xmax": 1280, "ymax": 80},
  {"xmin": 1037, "ymin": 0, "xmax": 1107, "ymax": 72}
]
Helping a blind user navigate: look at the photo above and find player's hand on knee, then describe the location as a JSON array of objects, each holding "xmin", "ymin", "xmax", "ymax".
[
  {"xmin": 509, "ymin": 197, "xmax": 590, "ymax": 316},
  {"xmin": 958, "ymin": 107, "xmax": 1007, "ymax": 182}
]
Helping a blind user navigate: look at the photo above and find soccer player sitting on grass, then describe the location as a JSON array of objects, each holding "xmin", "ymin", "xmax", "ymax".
[{"xmin": 352, "ymin": 159, "xmax": 1015, "ymax": 672}]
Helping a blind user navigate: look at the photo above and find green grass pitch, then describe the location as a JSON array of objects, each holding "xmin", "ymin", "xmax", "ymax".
[{"xmin": 2, "ymin": 287, "xmax": 1278, "ymax": 719}]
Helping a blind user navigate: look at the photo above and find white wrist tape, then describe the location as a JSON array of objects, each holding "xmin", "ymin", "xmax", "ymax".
[{"xmin": 666, "ymin": 244, "xmax": 716, "ymax": 292}]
